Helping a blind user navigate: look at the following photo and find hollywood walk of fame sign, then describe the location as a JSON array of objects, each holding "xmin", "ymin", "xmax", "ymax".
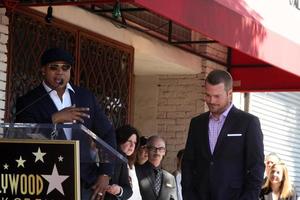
[{"xmin": 0, "ymin": 139, "xmax": 80, "ymax": 200}]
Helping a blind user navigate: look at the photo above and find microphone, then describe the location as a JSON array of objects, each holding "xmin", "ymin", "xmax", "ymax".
[{"xmin": 14, "ymin": 79, "xmax": 64, "ymax": 121}]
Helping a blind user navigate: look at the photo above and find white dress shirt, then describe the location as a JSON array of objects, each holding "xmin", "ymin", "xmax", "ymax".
[
  {"xmin": 128, "ymin": 165, "xmax": 142, "ymax": 200},
  {"xmin": 42, "ymin": 81, "xmax": 74, "ymax": 140}
]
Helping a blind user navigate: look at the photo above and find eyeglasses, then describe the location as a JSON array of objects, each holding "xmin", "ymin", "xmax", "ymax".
[
  {"xmin": 147, "ymin": 146, "xmax": 166, "ymax": 153},
  {"xmin": 47, "ymin": 63, "xmax": 71, "ymax": 71}
]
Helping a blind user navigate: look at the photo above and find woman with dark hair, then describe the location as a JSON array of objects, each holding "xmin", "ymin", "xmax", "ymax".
[
  {"xmin": 105, "ymin": 125, "xmax": 142, "ymax": 200},
  {"xmin": 135, "ymin": 136, "xmax": 148, "ymax": 166}
]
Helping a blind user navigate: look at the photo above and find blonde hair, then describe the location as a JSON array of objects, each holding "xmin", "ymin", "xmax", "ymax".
[{"xmin": 262, "ymin": 162, "xmax": 295, "ymax": 198}]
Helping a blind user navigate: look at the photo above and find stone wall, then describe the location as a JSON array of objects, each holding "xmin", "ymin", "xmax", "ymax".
[{"xmin": 133, "ymin": 76, "xmax": 158, "ymax": 136}]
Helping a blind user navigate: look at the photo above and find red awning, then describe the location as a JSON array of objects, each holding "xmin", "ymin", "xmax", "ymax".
[
  {"xmin": 230, "ymin": 50, "xmax": 300, "ymax": 92},
  {"xmin": 133, "ymin": 0, "xmax": 300, "ymax": 92}
]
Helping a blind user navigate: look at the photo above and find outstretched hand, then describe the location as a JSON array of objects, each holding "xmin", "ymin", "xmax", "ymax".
[{"xmin": 51, "ymin": 105, "xmax": 90, "ymax": 123}]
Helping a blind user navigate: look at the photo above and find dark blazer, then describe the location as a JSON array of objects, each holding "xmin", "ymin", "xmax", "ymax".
[
  {"xmin": 136, "ymin": 162, "xmax": 177, "ymax": 200},
  {"xmin": 15, "ymin": 83, "xmax": 117, "ymax": 186},
  {"xmin": 105, "ymin": 151, "xmax": 132, "ymax": 200},
  {"xmin": 182, "ymin": 106, "xmax": 265, "ymax": 200},
  {"xmin": 259, "ymin": 187, "xmax": 298, "ymax": 200}
]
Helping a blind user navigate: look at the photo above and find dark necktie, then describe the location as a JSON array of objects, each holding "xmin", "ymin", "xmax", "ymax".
[{"xmin": 154, "ymin": 168, "xmax": 162, "ymax": 196}]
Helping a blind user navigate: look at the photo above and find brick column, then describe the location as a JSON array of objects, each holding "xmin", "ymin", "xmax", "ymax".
[
  {"xmin": 158, "ymin": 39, "xmax": 228, "ymax": 171},
  {"xmin": 0, "ymin": 8, "xmax": 8, "ymax": 122}
]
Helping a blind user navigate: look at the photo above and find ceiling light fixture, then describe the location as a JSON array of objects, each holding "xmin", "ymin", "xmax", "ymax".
[{"xmin": 45, "ymin": 3, "xmax": 53, "ymax": 23}]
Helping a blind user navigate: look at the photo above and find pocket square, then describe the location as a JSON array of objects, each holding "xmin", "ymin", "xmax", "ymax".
[
  {"xmin": 166, "ymin": 183, "xmax": 174, "ymax": 188},
  {"xmin": 227, "ymin": 133, "xmax": 242, "ymax": 137}
]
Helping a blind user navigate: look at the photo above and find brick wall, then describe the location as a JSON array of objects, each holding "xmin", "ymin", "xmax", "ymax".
[
  {"xmin": 158, "ymin": 60, "xmax": 227, "ymax": 172},
  {"xmin": 191, "ymin": 31, "xmax": 227, "ymax": 63},
  {"xmin": 157, "ymin": 74, "xmax": 204, "ymax": 171},
  {"xmin": 0, "ymin": 8, "xmax": 8, "ymax": 122}
]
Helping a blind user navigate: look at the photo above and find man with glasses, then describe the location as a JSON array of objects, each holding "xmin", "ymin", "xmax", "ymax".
[
  {"xmin": 15, "ymin": 47, "xmax": 116, "ymax": 200},
  {"xmin": 136, "ymin": 135, "xmax": 178, "ymax": 200}
]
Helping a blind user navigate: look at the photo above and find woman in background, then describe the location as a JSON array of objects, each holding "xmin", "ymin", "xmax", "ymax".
[
  {"xmin": 106, "ymin": 125, "xmax": 142, "ymax": 200},
  {"xmin": 104, "ymin": 126, "xmax": 134, "ymax": 200},
  {"xmin": 173, "ymin": 149, "xmax": 184, "ymax": 200},
  {"xmin": 264, "ymin": 152, "xmax": 281, "ymax": 184},
  {"xmin": 135, "ymin": 136, "xmax": 148, "ymax": 166},
  {"xmin": 260, "ymin": 162, "xmax": 298, "ymax": 200}
]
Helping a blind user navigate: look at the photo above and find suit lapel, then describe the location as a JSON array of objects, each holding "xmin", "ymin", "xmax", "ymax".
[
  {"xmin": 142, "ymin": 164, "xmax": 157, "ymax": 200},
  {"xmin": 149, "ymin": 168, "xmax": 159, "ymax": 199},
  {"xmin": 213, "ymin": 106, "xmax": 236, "ymax": 156},
  {"xmin": 158, "ymin": 170, "xmax": 177, "ymax": 200},
  {"xmin": 41, "ymin": 96, "xmax": 58, "ymax": 114},
  {"xmin": 159, "ymin": 170, "xmax": 173, "ymax": 200},
  {"xmin": 193, "ymin": 112, "xmax": 211, "ymax": 157},
  {"xmin": 202, "ymin": 113, "xmax": 212, "ymax": 157},
  {"xmin": 37, "ymin": 84, "xmax": 58, "ymax": 115},
  {"xmin": 69, "ymin": 87, "xmax": 77, "ymax": 106},
  {"xmin": 158, "ymin": 171, "xmax": 166, "ymax": 200}
]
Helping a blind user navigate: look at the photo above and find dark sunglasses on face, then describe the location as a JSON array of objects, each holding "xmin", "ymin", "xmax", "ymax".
[{"xmin": 47, "ymin": 63, "xmax": 71, "ymax": 71}]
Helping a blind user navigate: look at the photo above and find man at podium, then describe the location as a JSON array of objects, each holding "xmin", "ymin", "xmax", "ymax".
[{"xmin": 15, "ymin": 47, "xmax": 117, "ymax": 200}]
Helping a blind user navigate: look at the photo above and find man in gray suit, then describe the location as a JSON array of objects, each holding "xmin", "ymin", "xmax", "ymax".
[{"xmin": 136, "ymin": 135, "xmax": 177, "ymax": 200}]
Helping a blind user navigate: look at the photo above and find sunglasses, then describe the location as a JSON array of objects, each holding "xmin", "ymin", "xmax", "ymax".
[{"xmin": 47, "ymin": 63, "xmax": 71, "ymax": 71}]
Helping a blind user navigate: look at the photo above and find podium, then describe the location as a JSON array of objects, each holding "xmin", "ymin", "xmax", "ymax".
[{"xmin": 0, "ymin": 123, "xmax": 127, "ymax": 200}]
